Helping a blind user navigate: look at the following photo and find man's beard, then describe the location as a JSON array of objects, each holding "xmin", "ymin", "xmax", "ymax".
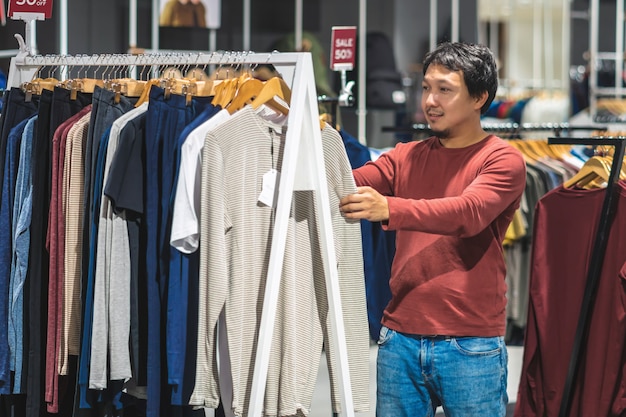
[{"xmin": 430, "ymin": 128, "xmax": 450, "ymax": 139}]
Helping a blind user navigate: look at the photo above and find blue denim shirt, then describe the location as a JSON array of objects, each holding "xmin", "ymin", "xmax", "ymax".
[
  {"xmin": 9, "ymin": 115, "xmax": 37, "ymax": 393},
  {"xmin": 0, "ymin": 116, "xmax": 30, "ymax": 395}
]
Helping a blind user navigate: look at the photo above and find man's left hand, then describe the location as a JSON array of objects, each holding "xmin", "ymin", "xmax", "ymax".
[{"xmin": 339, "ymin": 186, "xmax": 389, "ymax": 222}]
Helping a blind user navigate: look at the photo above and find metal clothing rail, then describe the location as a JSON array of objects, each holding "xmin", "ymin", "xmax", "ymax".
[
  {"xmin": 382, "ymin": 122, "xmax": 607, "ymax": 138},
  {"xmin": 7, "ymin": 37, "xmax": 303, "ymax": 89},
  {"xmin": 7, "ymin": 41, "xmax": 356, "ymax": 417},
  {"xmin": 547, "ymin": 136, "xmax": 626, "ymax": 417},
  {"xmin": 0, "ymin": 49, "xmax": 19, "ymax": 59}
]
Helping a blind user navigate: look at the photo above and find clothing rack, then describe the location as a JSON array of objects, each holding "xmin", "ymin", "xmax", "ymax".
[
  {"xmin": 7, "ymin": 41, "xmax": 356, "ymax": 417},
  {"xmin": 547, "ymin": 135, "xmax": 626, "ymax": 417},
  {"xmin": 6, "ymin": 38, "xmax": 296, "ymax": 88},
  {"xmin": 382, "ymin": 122, "xmax": 606, "ymax": 138}
]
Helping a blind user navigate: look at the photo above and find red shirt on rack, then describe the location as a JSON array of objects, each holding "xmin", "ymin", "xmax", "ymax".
[{"xmin": 515, "ymin": 183, "xmax": 626, "ymax": 417}]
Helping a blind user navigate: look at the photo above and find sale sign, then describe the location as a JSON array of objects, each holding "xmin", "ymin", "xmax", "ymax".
[
  {"xmin": 8, "ymin": 0, "xmax": 54, "ymax": 20},
  {"xmin": 330, "ymin": 26, "xmax": 357, "ymax": 71}
]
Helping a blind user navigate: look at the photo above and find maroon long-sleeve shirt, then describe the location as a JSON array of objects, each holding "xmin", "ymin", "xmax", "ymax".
[{"xmin": 353, "ymin": 135, "xmax": 526, "ymax": 336}]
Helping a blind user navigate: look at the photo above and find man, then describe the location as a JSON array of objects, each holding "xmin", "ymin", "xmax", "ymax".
[{"xmin": 339, "ymin": 42, "xmax": 526, "ymax": 416}]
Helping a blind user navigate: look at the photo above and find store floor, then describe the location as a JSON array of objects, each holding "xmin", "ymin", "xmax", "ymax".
[{"xmin": 308, "ymin": 342, "xmax": 524, "ymax": 417}]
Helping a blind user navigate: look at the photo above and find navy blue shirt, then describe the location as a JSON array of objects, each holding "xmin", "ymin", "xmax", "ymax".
[{"xmin": 339, "ymin": 130, "xmax": 395, "ymax": 341}]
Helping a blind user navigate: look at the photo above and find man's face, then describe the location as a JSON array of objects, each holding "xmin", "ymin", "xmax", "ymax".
[{"xmin": 421, "ymin": 64, "xmax": 482, "ymax": 139}]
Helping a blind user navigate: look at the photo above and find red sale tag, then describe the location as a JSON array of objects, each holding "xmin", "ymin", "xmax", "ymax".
[
  {"xmin": 330, "ymin": 26, "xmax": 357, "ymax": 71},
  {"xmin": 8, "ymin": 0, "xmax": 54, "ymax": 20}
]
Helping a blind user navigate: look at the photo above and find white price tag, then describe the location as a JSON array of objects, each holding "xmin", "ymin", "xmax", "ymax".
[{"xmin": 258, "ymin": 169, "xmax": 280, "ymax": 207}]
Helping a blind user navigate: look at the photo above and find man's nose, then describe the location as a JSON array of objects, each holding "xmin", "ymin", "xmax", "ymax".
[{"xmin": 423, "ymin": 92, "xmax": 437, "ymax": 106}]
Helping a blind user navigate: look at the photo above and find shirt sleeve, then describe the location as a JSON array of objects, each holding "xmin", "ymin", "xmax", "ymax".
[{"xmin": 354, "ymin": 144, "xmax": 527, "ymax": 237}]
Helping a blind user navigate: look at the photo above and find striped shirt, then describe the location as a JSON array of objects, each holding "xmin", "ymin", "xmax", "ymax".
[{"xmin": 190, "ymin": 105, "xmax": 369, "ymax": 416}]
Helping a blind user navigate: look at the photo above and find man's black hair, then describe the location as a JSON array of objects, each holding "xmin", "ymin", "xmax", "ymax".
[{"xmin": 423, "ymin": 42, "xmax": 498, "ymax": 115}]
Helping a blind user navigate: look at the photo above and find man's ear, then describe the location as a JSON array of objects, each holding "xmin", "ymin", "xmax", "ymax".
[{"xmin": 475, "ymin": 91, "xmax": 489, "ymax": 111}]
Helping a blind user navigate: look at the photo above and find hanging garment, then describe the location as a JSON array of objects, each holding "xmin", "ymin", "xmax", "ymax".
[
  {"xmin": 190, "ymin": 105, "xmax": 370, "ymax": 416},
  {"xmin": 142, "ymin": 86, "xmax": 214, "ymax": 417},
  {"xmin": 0, "ymin": 88, "xmax": 39, "ymax": 191},
  {"xmin": 0, "ymin": 90, "xmax": 41, "ymax": 397},
  {"xmin": 0, "ymin": 116, "xmax": 31, "ymax": 395},
  {"xmin": 165, "ymin": 103, "xmax": 221, "ymax": 407},
  {"xmin": 3, "ymin": 53, "xmax": 371, "ymax": 417},
  {"xmin": 339, "ymin": 129, "xmax": 395, "ymax": 341},
  {"xmin": 45, "ymin": 104, "xmax": 94, "ymax": 412},
  {"xmin": 170, "ymin": 108, "xmax": 231, "ymax": 253},
  {"xmin": 90, "ymin": 103, "xmax": 149, "ymax": 390},
  {"xmin": 61, "ymin": 109, "xmax": 93, "ymax": 377},
  {"xmin": 78, "ymin": 86, "xmax": 135, "ymax": 412},
  {"xmin": 515, "ymin": 182, "xmax": 626, "ymax": 417},
  {"xmin": 9, "ymin": 115, "xmax": 37, "ymax": 394},
  {"xmin": 25, "ymin": 88, "xmax": 53, "ymax": 417},
  {"xmin": 103, "ymin": 108, "xmax": 149, "ymax": 392}
]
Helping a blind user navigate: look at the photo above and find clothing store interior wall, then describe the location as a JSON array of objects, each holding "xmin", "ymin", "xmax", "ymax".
[{"xmin": 0, "ymin": 0, "xmax": 618, "ymax": 144}]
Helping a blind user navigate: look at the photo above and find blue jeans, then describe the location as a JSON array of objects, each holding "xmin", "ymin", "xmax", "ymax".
[{"xmin": 376, "ymin": 326, "xmax": 508, "ymax": 417}]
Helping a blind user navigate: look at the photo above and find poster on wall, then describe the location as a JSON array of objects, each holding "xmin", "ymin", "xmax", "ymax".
[{"xmin": 159, "ymin": 0, "xmax": 221, "ymax": 30}]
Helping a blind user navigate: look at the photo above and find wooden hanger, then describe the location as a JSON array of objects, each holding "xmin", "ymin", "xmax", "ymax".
[
  {"xmin": 226, "ymin": 77, "xmax": 264, "ymax": 114},
  {"xmin": 21, "ymin": 77, "xmax": 58, "ymax": 101},
  {"xmin": 181, "ymin": 80, "xmax": 215, "ymax": 105},
  {"xmin": 250, "ymin": 76, "xmax": 291, "ymax": 115},
  {"xmin": 110, "ymin": 78, "xmax": 146, "ymax": 97},
  {"xmin": 532, "ymin": 139, "xmax": 563, "ymax": 160},
  {"xmin": 510, "ymin": 140, "xmax": 540, "ymax": 163},
  {"xmin": 78, "ymin": 78, "xmax": 106, "ymax": 94},
  {"xmin": 134, "ymin": 79, "xmax": 160, "ymax": 107},
  {"xmin": 210, "ymin": 78, "xmax": 229, "ymax": 107},
  {"xmin": 100, "ymin": 78, "xmax": 146, "ymax": 103},
  {"xmin": 212, "ymin": 77, "xmax": 240, "ymax": 108},
  {"xmin": 548, "ymin": 143, "xmax": 572, "ymax": 160},
  {"xmin": 563, "ymin": 155, "xmax": 612, "ymax": 189},
  {"xmin": 29, "ymin": 77, "xmax": 58, "ymax": 92},
  {"xmin": 193, "ymin": 79, "xmax": 215, "ymax": 97},
  {"xmin": 521, "ymin": 140, "xmax": 546, "ymax": 161}
]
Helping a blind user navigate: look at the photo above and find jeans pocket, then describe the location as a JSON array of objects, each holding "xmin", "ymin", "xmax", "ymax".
[
  {"xmin": 451, "ymin": 336, "xmax": 503, "ymax": 356},
  {"xmin": 377, "ymin": 325, "xmax": 395, "ymax": 346}
]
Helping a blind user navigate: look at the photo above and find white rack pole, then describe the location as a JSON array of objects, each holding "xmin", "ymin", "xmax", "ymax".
[
  {"xmin": 451, "ymin": 0, "xmax": 459, "ymax": 43},
  {"xmin": 60, "ymin": 0, "xmax": 68, "ymax": 55},
  {"xmin": 151, "ymin": 0, "xmax": 160, "ymax": 79},
  {"xmin": 152, "ymin": 0, "xmax": 159, "ymax": 50},
  {"xmin": 543, "ymin": 0, "xmax": 553, "ymax": 89},
  {"xmin": 358, "ymin": 0, "xmax": 367, "ymax": 145},
  {"xmin": 489, "ymin": 19, "xmax": 498, "ymax": 63},
  {"xmin": 562, "ymin": 0, "xmax": 570, "ymax": 92},
  {"xmin": 129, "ymin": 0, "xmax": 138, "ymax": 79},
  {"xmin": 210, "ymin": 29, "xmax": 217, "ymax": 52},
  {"xmin": 295, "ymin": 0, "xmax": 303, "ymax": 51},
  {"xmin": 243, "ymin": 0, "xmax": 251, "ymax": 51},
  {"xmin": 616, "ymin": 0, "xmax": 624, "ymax": 98},
  {"xmin": 430, "ymin": 0, "xmax": 437, "ymax": 51},
  {"xmin": 0, "ymin": 50, "xmax": 19, "ymax": 59},
  {"xmin": 130, "ymin": 0, "xmax": 138, "ymax": 48},
  {"xmin": 590, "ymin": 0, "xmax": 599, "ymax": 119},
  {"xmin": 25, "ymin": 19, "xmax": 38, "ymax": 56},
  {"xmin": 477, "ymin": 12, "xmax": 485, "ymax": 46},
  {"xmin": 532, "ymin": 0, "xmax": 542, "ymax": 89}
]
